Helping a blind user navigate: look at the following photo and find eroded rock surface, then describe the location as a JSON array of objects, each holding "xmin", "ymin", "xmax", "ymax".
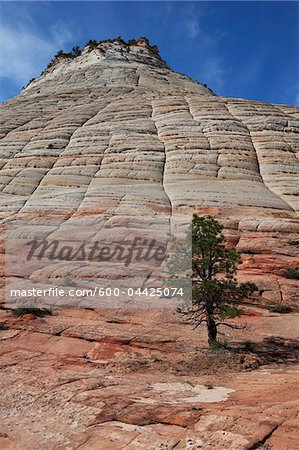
[
  {"xmin": 1, "ymin": 38, "xmax": 298, "ymax": 306},
  {"xmin": 0, "ymin": 307, "xmax": 298, "ymax": 449},
  {"xmin": 0, "ymin": 37, "xmax": 298, "ymax": 449}
]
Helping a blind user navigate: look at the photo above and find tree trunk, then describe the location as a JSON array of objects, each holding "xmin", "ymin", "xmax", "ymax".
[{"xmin": 207, "ymin": 314, "xmax": 217, "ymax": 346}]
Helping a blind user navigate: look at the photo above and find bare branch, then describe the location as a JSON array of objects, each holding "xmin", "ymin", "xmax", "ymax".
[
  {"xmin": 192, "ymin": 319, "xmax": 207, "ymax": 330},
  {"xmin": 189, "ymin": 309, "xmax": 205, "ymax": 316},
  {"xmin": 216, "ymin": 322, "xmax": 246, "ymax": 330}
]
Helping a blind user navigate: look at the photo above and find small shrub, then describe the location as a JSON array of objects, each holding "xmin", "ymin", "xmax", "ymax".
[
  {"xmin": 205, "ymin": 383, "xmax": 214, "ymax": 389},
  {"xmin": 86, "ymin": 39, "xmax": 98, "ymax": 49},
  {"xmin": 12, "ymin": 307, "xmax": 52, "ymax": 318},
  {"xmin": 137, "ymin": 36, "xmax": 149, "ymax": 43},
  {"xmin": 45, "ymin": 60, "xmax": 54, "ymax": 70},
  {"xmin": 244, "ymin": 340, "xmax": 255, "ymax": 352},
  {"xmin": 115, "ymin": 36, "xmax": 127, "ymax": 45},
  {"xmin": 281, "ymin": 268, "xmax": 299, "ymax": 280},
  {"xmin": 0, "ymin": 323, "xmax": 7, "ymax": 330},
  {"xmin": 54, "ymin": 50, "xmax": 64, "ymax": 58},
  {"xmin": 54, "ymin": 47, "xmax": 81, "ymax": 60},
  {"xmin": 268, "ymin": 303, "xmax": 292, "ymax": 314},
  {"xmin": 219, "ymin": 304, "xmax": 244, "ymax": 320},
  {"xmin": 128, "ymin": 39, "xmax": 137, "ymax": 46},
  {"xmin": 240, "ymin": 249, "xmax": 256, "ymax": 255},
  {"xmin": 48, "ymin": 143, "xmax": 53, "ymax": 149},
  {"xmin": 27, "ymin": 78, "xmax": 35, "ymax": 86},
  {"xmin": 70, "ymin": 46, "xmax": 81, "ymax": 58},
  {"xmin": 210, "ymin": 339, "xmax": 231, "ymax": 350}
]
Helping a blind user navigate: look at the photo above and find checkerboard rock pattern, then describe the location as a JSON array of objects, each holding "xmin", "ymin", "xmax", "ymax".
[{"xmin": 0, "ymin": 38, "xmax": 298, "ymax": 306}]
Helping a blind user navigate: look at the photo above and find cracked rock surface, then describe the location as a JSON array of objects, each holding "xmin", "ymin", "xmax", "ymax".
[{"xmin": 0, "ymin": 306, "xmax": 298, "ymax": 449}]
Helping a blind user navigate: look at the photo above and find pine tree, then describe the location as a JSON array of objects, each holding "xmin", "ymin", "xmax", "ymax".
[{"xmin": 181, "ymin": 215, "xmax": 257, "ymax": 346}]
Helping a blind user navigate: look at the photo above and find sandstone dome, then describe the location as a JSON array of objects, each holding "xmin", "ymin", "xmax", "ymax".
[{"xmin": 0, "ymin": 37, "xmax": 298, "ymax": 306}]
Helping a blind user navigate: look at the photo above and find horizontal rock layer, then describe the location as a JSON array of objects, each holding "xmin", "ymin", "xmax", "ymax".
[{"xmin": 0, "ymin": 40, "xmax": 298, "ymax": 306}]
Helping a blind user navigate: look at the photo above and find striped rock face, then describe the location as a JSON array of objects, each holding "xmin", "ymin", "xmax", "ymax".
[{"xmin": 0, "ymin": 39, "xmax": 298, "ymax": 307}]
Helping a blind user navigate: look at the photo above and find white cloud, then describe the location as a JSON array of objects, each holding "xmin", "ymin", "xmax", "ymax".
[
  {"xmin": 0, "ymin": 25, "xmax": 53, "ymax": 83},
  {"xmin": 188, "ymin": 17, "xmax": 200, "ymax": 39},
  {"xmin": 180, "ymin": 3, "xmax": 226, "ymax": 92},
  {"xmin": 0, "ymin": 19, "xmax": 74, "ymax": 86},
  {"xmin": 50, "ymin": 22, "xmax": 74, "ymax": 48},
  {"xmin": 183, "ymin": 3, "xmax": 217, "ymax": 45},
  {"xmin": 201, "ymin": 57, "xmax": 226, "ymax": 91}
]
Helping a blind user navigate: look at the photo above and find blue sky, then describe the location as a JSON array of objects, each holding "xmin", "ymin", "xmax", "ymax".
[{"xmin": 0, "ymin": 1, "xmax": 298, "ymax": 105}]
